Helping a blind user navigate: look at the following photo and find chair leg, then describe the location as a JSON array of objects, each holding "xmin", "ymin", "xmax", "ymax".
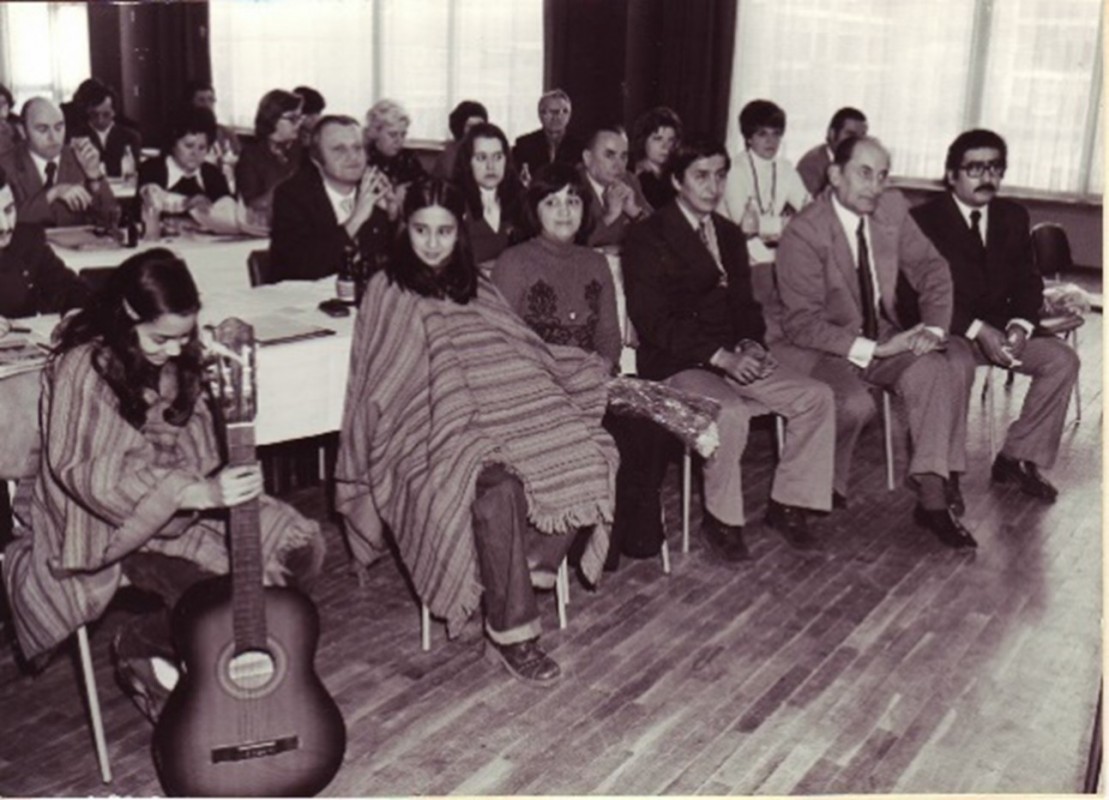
[
  {"xmin": 76, "ymin": 625, "xmax": 112, "ymax": 783},
  {"xmin": 681, "ymin": 447, "xmax": 692, "ymax": 554},
  {"xmin": 556, "ymin": 558, "xmax": 568, "ymax": 629},
  {"xmin": 774, "ymin": 416, "xmax": 785, "ymax": 457},
  {"xmin": 882, "ymin": 392, "xmax": 895, "ymax": 490},
  {"xmin": 1070, "ymin": 328, "xmax": 1082, "ymax": 422},
  {"xmin": 985, "ymin": 368, "xmax": 997, "ymax": 463},
  {"xmin": 420, "ymin": 603, "xmax": 431, "ymax": 652}
]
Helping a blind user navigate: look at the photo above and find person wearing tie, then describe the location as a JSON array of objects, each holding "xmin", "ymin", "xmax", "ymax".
[
  {"xmin": 579, "ymin": 124, "xmax": 653, "ymax": 251},
  {"xmin": 623, "ymin": 136, "xmax": 836, "ymax": 561},
  {"xmin": 775, "ymin": 136, "xmax": 976, "ymax": 549},
  {"xmin": 137, "ymin": 106, "xmax": 231, "ymax": 211},
  {"xmin": 0, "ymin": 97, "xmax": 118, "ymax": 227},
  {"xmin": 269, "ymin": 115, "xmax": 392, "ymax": 282},
  {"xmin": 911, "ymin": 129, "xmax": 1078, "ymax": 503}
]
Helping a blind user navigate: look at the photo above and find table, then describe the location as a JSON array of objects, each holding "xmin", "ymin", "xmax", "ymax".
[
  {"xmin": 50, "ymin": 228, "xmax": 268, "ymax": 294},
  {"xmin": 8, "ymin": 279, "xmax": 354, "ymax": 451}
]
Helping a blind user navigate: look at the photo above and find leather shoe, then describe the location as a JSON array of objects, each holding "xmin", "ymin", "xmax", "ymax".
[
  {"xmin": 766, "ymin": 500, "xmax": 821, "ymax": 550},
  {"xmin": 991, "ymin": 455, "xmax": 1058, "ymax": 502},
  {"xmin": 913, "ymin": 506, "xmax": 977, "ymax": 549},
  {"xmin": 946, "ymin": 473, "xmax": 966, "ymax": 517},
  {"xmin": 701, "ymin": 513, "xmax": 751, "ymax": 562},
  {"xmin": 832, "ymin": 491, "xmax": 848, "ymax": 511},
  {"xmin": 484, "ymin": 638, "xmax": 561, "ymax": 685}
]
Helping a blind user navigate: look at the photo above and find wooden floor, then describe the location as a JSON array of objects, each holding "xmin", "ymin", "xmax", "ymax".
[{"xmin": 0, "ymin": 315, "xmax": 1101, "ymax": 797}]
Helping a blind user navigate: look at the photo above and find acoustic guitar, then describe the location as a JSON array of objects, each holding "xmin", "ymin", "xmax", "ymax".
[{"xmin": 152, "ymin": 318, "xmax": 345, "ymax": 797}]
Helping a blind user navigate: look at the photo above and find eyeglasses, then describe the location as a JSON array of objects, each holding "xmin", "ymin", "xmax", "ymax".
[
  {"xmin": 959, "ymin": 160, "xmax": 1006, "ymax": 178},
  {"xmin": 280, "ymin": 111, "xmax": 304, "ymax": 123}
]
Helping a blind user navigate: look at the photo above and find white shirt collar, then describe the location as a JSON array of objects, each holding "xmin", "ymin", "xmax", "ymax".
[
  {"xmin": 830, "ymin": 192, "xmax": 872, "ymax": 263},
  {"xmin": 585, "ymin": 171, "xmax": 609, "ymax": 203},
  {"xmin": 319, "ymin": 167, "xmax": 358, "ymax": 224},
  {"xmin": 166, "ymin": 155, "xmax": 204, "ymax": 191},
  {"xmin": 676, "ymin": 197, "xmax": 710, "ymax": 231},
  {"xmin": 950, "ymin": 192, "xmax": 989, "ymax": 238},
  {"xmin": 92, "ymin": 124, "xmax": 112, "ymax": 149},
  {"xmin": 28, "ymin": 149, "xmax": 59, "ymax": 185}
]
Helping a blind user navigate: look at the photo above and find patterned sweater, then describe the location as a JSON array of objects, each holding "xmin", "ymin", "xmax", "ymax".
[{"xmin": 491, "ymin": 235, "xmax": 622, "ymax": 370}]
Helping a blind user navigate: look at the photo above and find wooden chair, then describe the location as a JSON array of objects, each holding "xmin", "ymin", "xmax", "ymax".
[{"xmin": 246, "ymin": 249, "xmax": 274, "ymax": 288}]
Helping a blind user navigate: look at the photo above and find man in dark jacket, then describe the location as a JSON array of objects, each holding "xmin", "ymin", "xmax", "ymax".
[{"xmin": 623, "ymin": 136, "xmax": 835, "ymax": 561}]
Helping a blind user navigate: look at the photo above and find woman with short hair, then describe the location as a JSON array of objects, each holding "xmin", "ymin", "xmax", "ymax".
[{"xmin": 235, "ymin": 89, "xmax": 304, "ymax": 222}]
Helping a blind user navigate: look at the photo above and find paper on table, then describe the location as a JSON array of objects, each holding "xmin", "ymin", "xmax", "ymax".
[
  {"xmin": 231, "ymin": 313, "xmax": 336, "ymax": 347},
  {"xmin": 190, "ymin": 196, "xmax": 269, "ymax": 238},
  {"xmin": 0, "ymin": 333, "xmax": 50, "ymax": 379}
]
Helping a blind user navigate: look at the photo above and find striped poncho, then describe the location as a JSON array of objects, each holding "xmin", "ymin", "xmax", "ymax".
[
  {"xmin": 3, "ymin": 344, "xmax": 323, "ymax": 660},
  {"xmin": 336, "ymin": 272, "xmax": 618, "ymax": 636}
]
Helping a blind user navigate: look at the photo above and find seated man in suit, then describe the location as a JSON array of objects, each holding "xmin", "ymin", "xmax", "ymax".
[
  {"xmin": 0, "ymin": 97, "xmax": 118, "ymax": 228},
  {"xmin": 512, "ymin": 89, "xmax": 584, "ymax": 183},
  {"xmin": 137, "ymin": 107, "xmax": 231, "ymax": 208},
  {"xmin": 795, "ymin": 107, "xmax": 868, "ymax": 197},
  {"xmin": 912, "ymin": 129, "xmax": 1078, "ymax": 502},
  {"xmin": 775, "ymin": 136, "xmax": 976, "ymax": 549},
  {"xmin": 270, "ymin": 115, "xmax": 392, "ymax": 282},
  {"xmin": 71, "ymin": 82, "xmax": 141, "ymax": 179},
  {"xmin": 580, "ymin": 124, "xmax": 652, "ymax": 250},
  {"xmin": 0, "ymin": 165, "xmax": 89, "ymax": 326},
  {"xmin": 623, "ymin": 136, "xmax": 835, "ymax": 560}
]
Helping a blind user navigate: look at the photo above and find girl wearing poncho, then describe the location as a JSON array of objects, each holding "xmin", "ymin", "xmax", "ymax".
[
  {"xmin": 3, "ymin": 250, "xmax": 324, "ymax": 720},
  {"xmin": 336, "ymin": 179, "xmax": 617, "ymax": 685}
]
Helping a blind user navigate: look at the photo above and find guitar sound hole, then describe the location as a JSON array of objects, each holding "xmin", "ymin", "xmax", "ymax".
[{"xmin": 228, "ymin": 649, "xmax": 276, "ymax": 690}]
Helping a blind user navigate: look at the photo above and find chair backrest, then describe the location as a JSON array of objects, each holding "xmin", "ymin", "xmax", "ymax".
[
  {"xmin": 78, "ymin": 266, "xmax": 117, "ymax": 295},
  {"xmin": 247, "ymin": 249, "xmax": 275, "ymax": 287},
  {"xmin": 1030, "ymin": 222, "xmax": 1073, "ymax": 280}
]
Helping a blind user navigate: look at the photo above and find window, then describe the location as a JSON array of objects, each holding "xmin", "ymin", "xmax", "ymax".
[
  {"xmin": 0, "ymin": 2, "xmax": 90, "ymax": 110},
  {"xmin": 210, "ymin": 0, "xmax": 543, "ymax": 143},
  {"xmin": 727, "ymin": 0, "xmax": 1103, "ymax": 198}
]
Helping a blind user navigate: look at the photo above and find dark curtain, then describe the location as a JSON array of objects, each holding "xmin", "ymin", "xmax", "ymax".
[
  {"xmin": 88, "ymin": 2, "xmax": 211, "ymax": 148},
  {"xmin": 545, "ymin": 0, "xmax": 738, "ymax": 142}
]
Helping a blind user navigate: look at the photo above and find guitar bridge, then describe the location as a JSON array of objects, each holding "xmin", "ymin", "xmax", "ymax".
[{"xmin": 211, "ymin": 735, "xmax": 299, "ymax": 763}]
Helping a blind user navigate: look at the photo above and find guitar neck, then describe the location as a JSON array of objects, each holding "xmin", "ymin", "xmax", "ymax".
[{"xmin": 226, "ymin": 423, "xmax": 266, "ymax": 653}]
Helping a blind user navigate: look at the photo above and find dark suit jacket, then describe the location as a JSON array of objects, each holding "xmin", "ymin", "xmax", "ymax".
[
  {"xmin": 775, "ymin": 190, "xmax": 952, "ymax": 365},
  {"xmin": 622, "ymin": 201, "xmax": 766, "ymax": 380},
  {"xmin": 795, "ymin": 144, "xmax": 831, "ymax": 197},
  {"xmin": 137, "ymin": 157, "xmax": 231, "ymax": 203},
  {"xmin": 75, "ymin": 123, "xmax": 142, "ymax": 178},
  {"xmin": 0, "ymin": 143, "xmax": 119, "ymax": 227},
  {"xmin": 910, "ymin": 193, "xmax": 1042, "ymax": 335},
  {"xmin": 0, "ymin": 224, "xmax": 90, "ymax": 318},
  {"xmin": 512, "ymin": 129, "xmax": 584, "ymax": 177},
  {"xmin": 269, "ymin": 165, "xmax": 387, "ymax": 282},
  {"xmin": 581, "ymin": 167, "xmax": 652, "ymax": 249}
]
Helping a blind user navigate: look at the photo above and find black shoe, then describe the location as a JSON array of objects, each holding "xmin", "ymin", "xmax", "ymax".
[
  {"xmin": 701, "ymin": 513, "xmax": 751, "ymax": 562},
  {"xmin": 832, "ymin": 491, "xmax": 848, "ymax": 511},
  {"xmin": 946, "ymin": 473, "xmax": 966, "ymax": 517},
  {"xmin": 765, "ymin": 499, "xmax": 821, "ymax": 551},
  {"xmin": 484, "ymin": 638, "xmax": 561, "ymax": 686},
  {"xmin": 991, "ymin": 455, "xmax": 1058, "ymax": 502},
  {"xmin": 111, "ymin": 629, "xmax": 176, "ymax": 724},
  {"xmin": 913, "ymin": 506, "xmax": 978, "ymax": 549}
]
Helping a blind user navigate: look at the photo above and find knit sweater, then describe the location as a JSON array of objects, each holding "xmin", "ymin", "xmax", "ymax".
[{"xmin": 491, "ymin": 235, "xmax": 622, "ymax": 370}]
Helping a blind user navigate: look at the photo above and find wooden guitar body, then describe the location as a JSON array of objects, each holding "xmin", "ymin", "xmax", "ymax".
[{"xmin": 152, "ymin": 577, "xmax": 345, "ymax": 797}]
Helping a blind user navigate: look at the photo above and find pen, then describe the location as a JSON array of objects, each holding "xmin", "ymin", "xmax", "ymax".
[{"xmin": 9, "ymin": 326, "xmax": 32, "ymax": 334}]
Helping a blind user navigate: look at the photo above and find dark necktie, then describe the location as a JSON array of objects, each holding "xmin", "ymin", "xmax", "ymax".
[
  {"xmin": 43, "ymin": 161, "xmax": 57, "ymax": 190},
  {"xmin": 699, "ymin": 219, "xmax": 727, "ymax": 286},
  {"xmin": 856, "ymin": 218, "xmax": 879, "ymax": 340},
  {"xmin": 171, "ymin": 175, "xmax": 203, "ymax": 197},
  {"xmin": 969, "ymin": 209, "xmax": 985, "ymax": 253}
]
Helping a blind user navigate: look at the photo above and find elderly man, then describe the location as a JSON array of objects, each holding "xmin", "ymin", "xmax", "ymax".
[
  {"xmin": 775, "ymin": 136, "xmax": 976, "ymax": 549},
  {"xmin": 512, "ymin": 89, "xmax": 584, "ymax": 182},
  {"xmin": 623, "ymin": 136, "xmax": 835, "ymax": 561},
  {"xmin": 911, "ymin": 129, "xmax": 1078, "ymax": 503},
  {"xmin": 72, "ymin": 83, "xmax": 141, "ymax": 179},
  {"xmin": 270, "ymin": 115, "xmax": 393, "ymax": 282},
  {"xmin": 0, "ymin": 97, "xmax": 118, "ymax": 227},
  {"xmin": 580, "ymin": 124, "xmax": 652, "ymax": 249},
  {"xmin": 795, "ymin": 107, "xmax": 868, "ymax": 197}
]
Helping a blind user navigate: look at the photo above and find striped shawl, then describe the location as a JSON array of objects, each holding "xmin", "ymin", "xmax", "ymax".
[
  {"xmin": 336, "ymin": 273, "xmax": 617, "ymax": 636},
  {"xmin": 3, "ymin": 344, "xmax": 321, "ymax": 659}
]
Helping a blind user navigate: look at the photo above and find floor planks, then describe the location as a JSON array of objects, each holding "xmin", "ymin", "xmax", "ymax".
[{"xmin": 0, "ymin": 312, "xmax": 1101, "ymax": 797}]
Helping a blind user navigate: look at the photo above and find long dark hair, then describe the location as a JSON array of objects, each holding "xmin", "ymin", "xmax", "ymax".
[
  {"xmin": 53, "ymin": 249, "xmax": 203, "ymax": 429},
  {"xmin": 452, "ymin": 122, "xmax": 526, "ymax": 239},
  {"xmin": 386, "ymin": 178, "xmax": 478, "ymax": 304}
]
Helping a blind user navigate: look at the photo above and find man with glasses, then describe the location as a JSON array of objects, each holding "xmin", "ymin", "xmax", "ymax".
[
  {"xmin": 911, "ymin": 129, "xmax": 1077, "ymax": 502},
  {"xmin": 775, "ymin": 136, "xmax": 977, "ymax": 549},
  {"xmin": 74, "ymin": 83, "xmax": 142, "ymax": 179}
]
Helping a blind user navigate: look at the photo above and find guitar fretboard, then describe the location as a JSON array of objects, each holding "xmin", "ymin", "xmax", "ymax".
[{"xmin": 226, "ymin": 422, "xmax": 266, "ymax": 653}]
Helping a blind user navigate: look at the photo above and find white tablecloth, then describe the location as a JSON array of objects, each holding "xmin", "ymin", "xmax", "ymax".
[
  {"xmin": 11, "ymin": 279, "xmax": 353, "ymax": 448},
  {"xmin": 52, "ymin": 231, "xmax": 266, "ymax": 294}
]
